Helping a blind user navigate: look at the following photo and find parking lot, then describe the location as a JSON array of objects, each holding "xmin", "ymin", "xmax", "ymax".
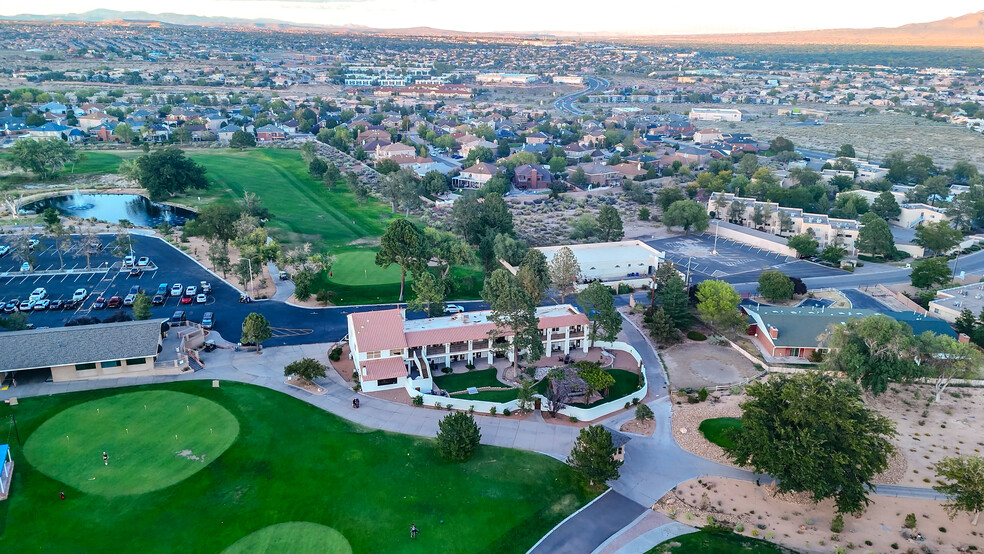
[{"xmin": 646, "ymin": 233, "xmax": 844, "ymax": 285}]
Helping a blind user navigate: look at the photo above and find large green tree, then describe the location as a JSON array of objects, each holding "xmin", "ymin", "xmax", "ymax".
[
  {"xmin": 7, "ymin": 138, "xmax": 79, "ymax": 180},
  {"xmin": 407, "ymin": 270, "xmax": 445, "ymax": 316},
  {"xmin": 567, "ymin": 425, "xmax": 622, "ymax": 486},
  {"xmin": 757, "ymin": 270, "xmax": 794, "ymax": 301},
  {"xmin": 483, "ymin": 269, "xmax": 542, "ymax": 375},
  {"xmin": 913, "ymin": 220, "xmax": 963, "ymax": 256},
  {"xmin": 871, "ymin": 191, "xmax": 901, "ymax": 220},
  {"xmin": 436, "ymin": 412, "xmax": 482, "ymax": 462},
  {"xmin": 696, "ymin": 280, "xmax": 745, "ymax": 332},
  {"xmin": 786, "ymin": 233, "xmax": 819, "ymax": 258},
  {"xmin": 662, "ymin": 200, "xmax": 710, "ymax": 234},
  {"xmin": 549, "ymin": 247, "xmax": 581, "ymax": 303},
  {"xmin": 727, "ymin": 372, "xmax": 896, "ymax": 515},
  {"xmin": 578, "ymin": 281, "xmax": 622, "ymax": 347},
  {"xmin": 822, "ymin": 315, "xmax": 918, "ymax": 395},
  {"xmin": 910, "ymin": 257, "xmax": 952, "ymax": 289},
  {"xmin": 915, "ymin": 332, "xmax": 983, "ymax": 402},
  {"xmin": 284, "ymin": 357, "xmax": 328, "ymax": 381},
  {"xmin": 516, "ymin": 249, "xmax": 550, "ymax": 305},
  {"xmin": 229, "ymin": 129, "xmax": 256, "ymax": 149},
  {"xmin": 658, "ymin": 273, "xmax": 691, "ymax": 329},
  {"xmin": 241, "ymin": 312, "xmax": 272, "ymax": 350},
  {"xmin": 375, "ymin": 219, "xmax": 427, "ymax": 301},
  {"xmin": 596, "ymin": 205, "xmax": 624, "ymax": 242},
  {"xmin": 857, "ymin": 212, "xmax": 896, "ymax": 259},
  {"xmin": 134, "ymin": 147, "xmax": 208, "ymax": 201},
  {"xmin": 934, "ymin": 455, "xmax": 984, "ymax": 526}
]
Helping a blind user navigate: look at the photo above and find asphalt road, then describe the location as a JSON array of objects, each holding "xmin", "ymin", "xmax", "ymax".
[{"xmin": 554, "ymin": 77, "xmax": 608, "ymax": 115}]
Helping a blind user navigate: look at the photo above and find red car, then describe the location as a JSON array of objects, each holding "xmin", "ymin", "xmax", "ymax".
[
  {"xmin": 180, "ymin": 295, "xmax": 193, "ymax": 305},
  {"xmin": 107, "ymin": 296, "xmax": 123, "ymax": 309}
]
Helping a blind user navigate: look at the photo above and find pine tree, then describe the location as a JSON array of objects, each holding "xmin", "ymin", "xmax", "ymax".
[
  {"xmin": 647, "ymin": 306, "xmax": 680, "ymax": 346},
  {"xmin": 658, "ymin": 274, "xmax": 691, "ymax": 329},
  {"xmin": 567, "ymin": 425, "xmax": 622, "ymax": 486}
]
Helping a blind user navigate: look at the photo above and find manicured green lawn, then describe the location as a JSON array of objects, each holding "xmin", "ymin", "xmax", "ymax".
[
  {"xmin": 435, "ymin": 368, "xmax": 508, "ymax": 393},
  {"xmin": 647, "ymin": 528, "xmax": 794, "ymax": 553},
  {"xmin": 698, "ymin": 417, "xmax": 743, "ymax": 450},
  {"xmin": 572, "ymin": 369, "xmax": 643, "ymax": 408},
  {"xmin": 0, "ymin": 381, "xmax": 595, "ymax": 553},
  {"xmin": 223, "ymin": 522, "xmax": 352, "ymax": 554},
  {"xmin": 310, "ymin": 258, "xmax": 484, "ymax": 305},
  {"xmin": 23, "ymin": 390, "xmax": 239, "ymax": 496},
  {"xmin": 451, "ymin": 377, "xmax": 551, "ymax": 403}
]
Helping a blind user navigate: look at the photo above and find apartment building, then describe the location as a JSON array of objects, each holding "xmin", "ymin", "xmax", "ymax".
[{"xmin": 346, "ymin": 305, "xmax": 590, "ymax": 392}]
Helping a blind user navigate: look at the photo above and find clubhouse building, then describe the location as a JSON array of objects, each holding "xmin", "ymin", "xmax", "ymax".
[{"xmin": 346, "ymin": 305, "xmax": 591, "ymax": 392}]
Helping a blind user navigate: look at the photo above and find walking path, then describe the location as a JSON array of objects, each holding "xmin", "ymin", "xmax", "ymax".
[
  {"xmin": 266, "ymin": 261, "xmax": 295, "ymax": 303},
  {"xmin": 0, "ymin": 314, "xmax": 950, "ymax": 553}
]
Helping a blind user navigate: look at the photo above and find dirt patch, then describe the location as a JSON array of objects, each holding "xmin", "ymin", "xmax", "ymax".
[
  {"xmin": 328, "ymin": 344, "xmax": 355, "ymax": 383},
  {"xmin": 661, "ymin": 343, "xmax": 759, "ymax": 390},
  {"xmin": 620, "ymin": 417, "xmax": 656, "ymax": 436},
  {"xmin": 671, "ymin": 393, "xmax": 745, "ymax": 467},
  {"xmin": 657, "ymin": 477, "xmax": 983, "ymax": 554},
  {"xmin": 285, "ymin": 376, "xmax": 326, "ymax": 395}
]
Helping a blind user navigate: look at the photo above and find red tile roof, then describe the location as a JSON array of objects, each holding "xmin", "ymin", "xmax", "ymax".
[
  {"xmin": 361, "ymin": 357, "xmax": 407, "ymax": 381},
  {"xmin": 350, "ymin": 309, "xmax": 407, "ymax": 352}
]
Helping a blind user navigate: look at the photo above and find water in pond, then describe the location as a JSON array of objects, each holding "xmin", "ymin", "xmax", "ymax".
[{"xmin": 23, "ymin": 191, "xmax": 196, "ymax": 227}]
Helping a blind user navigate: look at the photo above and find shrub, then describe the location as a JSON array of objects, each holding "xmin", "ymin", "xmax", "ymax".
[
  {"xmin": 904, "ymin": 513, "xmax": 917, "ymax": 529},
  {"xmin": 686, "ymin": 330, "xmax": 707, "ymax": 341},
  {"xmin": 890, "ymin": 543, "xmax": 898, "ymax": 550},
  {"xmin": 412, "ymin": 395, "xmax": 424, "ymax": 407},
  {"xmin": 624, "ymin": 402, "xmax": 631, "ymax": 410},
  {"xmin": 441, "ymin": 367, "xmax": 453, "ymax": 374},
  {"xmin": 569, "ymin": 416, "xmax": 578, "ymax": 423},
  {"xmin": 830, "ymin": 514, "xmax": 844, "ymax": 533},
  {"xmin": 502, "ymin": 408, "xmax": 511, "ymax": 416},
  {"xmin": 489, "ymin": 406, "xmax": 496, "ymax": 416},
  {"xmin": 697, "ymin": 387, "xmax": 709, "ymax": 402},
  {"xmin": 635, "ymin": 403, "xmax": 654, "ymax": 421},
  {"xmin": 436, "ymin": 412, "xmax": 482, "ymax": 462},
  {"xmin": 734, "ymin": 522, "xmax": 744, "ymax": 532},
  {"xmin": 328, "ymin": 347, "xmax": 342, "ymax": 362},
  {"xmin": 465, "ymin": 363, "xmax": 475, "ymax": 370},
  {"xmin": 632, "ymin": 397, "xmax": 639, "ymax": 405}
]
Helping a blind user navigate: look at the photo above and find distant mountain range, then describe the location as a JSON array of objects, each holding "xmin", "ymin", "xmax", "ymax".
[{"xmin": 4, "ymin": 9, "xmax": 984, "ymax": 47}]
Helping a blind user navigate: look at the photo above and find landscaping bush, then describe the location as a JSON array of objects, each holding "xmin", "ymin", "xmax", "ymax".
[
  {"xmin": 441, "ymin": 367, "xmax": 453, "ymax": 374},
  {"xmin": 502, "ymin": 408, "xmax": 511, "ymax": 416},
  {"xmin": 904, "ymin": 513, "xmax": 917, "ymax": 529},
  {"xmin": 328, "ymin": 347, "xmax": 342, "ymax": 362},
  {"xmin": 436, "ymin": 412, "xmax": 481, "ymax": 462},
  {"xmin": 830, "ymin": 514, "xmax": 844, "ymax": 533},
  {"xmin": 412, "ymin": 395, "xmax": 423, "ymax": 407},
  {"xmin": 697, "ymin": 387, "xmax": 709, "ymax": 402},
  {"xmin": 686, "ymin": 331, "xmax": 707, "ymax": 341},
  {"xmin": 635, "ymin": 403, "xmax": 654, "ymax": 421},
  {"xmin": 489, "ymin": 406, "xmax": 496, "ymax": 416}
]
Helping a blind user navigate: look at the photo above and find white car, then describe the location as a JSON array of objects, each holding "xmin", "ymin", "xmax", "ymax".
[
  {"xmin": 123, "ymin": 293, "xmax": 136, "ymax": 306},
  {"xmin": 72, "ymin": 288, "xmax": 87, "ymax": 302},
  {"xmin": 196, "ymin": 293, "xmax": 207, "ymax": 304},
  {"xmin": 27, "ymin": 239, "xmax": 39, "ymax": 250},
  {"xmin": 137, "ymin": 257, "xmax": 150, "ymax": 267},
  {"xmin": 0, "ymin": 245, "xmax": 10, "ymax": 257},
  {"xmin": 185, "ymin": 285, "xmax": 198, "ymax": 297},
  {"xmin": 33, "ymin": 298, "xmax": 50, "ymax": 310},
  {"xmin": 29, "ymin": 287, "xmax": 47, "ymax": 302},
  {"xmin": 444, "ymin": 304, "xmax": 465, "ymax": 314},
  {"xmin": 171, "ymin": 283, "xmax": 184, "ymax": 296},
  {"xmin": 200, "ymin": 281, "xmax": 212, "ymax": 294},
  {"xmin": 20, "ymin": 262, "xmax": 30, "ymax": 272},
  {"xmin": 124, "ymin": 255, "xmax": 135, "ymax": 267}
]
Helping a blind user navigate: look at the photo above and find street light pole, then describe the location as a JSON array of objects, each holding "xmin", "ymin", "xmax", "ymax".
[
  {"xmin": 712, "ymin": 220, "xmax": 720, "ymax": 255},
  {"xmin": 246, "ymin": 258, "xmax": 254, "ymax": 298},
  {"xmin": 686, "ymin": 256, "xmax": 695, "ymax": 288}
]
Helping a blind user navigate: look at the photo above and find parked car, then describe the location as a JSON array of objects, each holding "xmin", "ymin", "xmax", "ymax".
[
  {"xmin": 170, "ymin": 283, "xmax": 183, "ymax": 296},
  {"xmin": 151, "ymin": 294, "xmax": 165, "ymax": 305},
  {"xmin": 180, "ymin": 295, "xmax": 193, "ymax": 305},
  {"xmin": 29, "ymin": 287, "xmax": 47, "ymax": 302},
  {"xmin": 73, "ymin": 289, "xmax": 87, "ymax": 302},
  {"xmin": 170, "ymin": 311, "xmax": 187, "ymax": 325},
  {"xmin": 61, "ymin": 299, "xmax": 79, "ymax": 310},
  {"xmin": 129, "ymin": 267, "xmax": 142, "ymax": 277},
  {"xmin": 129, "ymin": 285, "xmax": 142, "ymax": 295},
  {"xmin": 33, "ymin": 299, "xmax": 49, "ymax": 311},
  {"xmin": 27, "ymin": 239, "xmax": 39, "ymax": 250},
  {"xmin": 92, "ymin": 296, "xmax": 107, "ymax": 309},
  {"xmin": 19, "ymin": 300, "xmax": 33, "ymax": 311},
  {"xmin": 200, "ymin": 281, "xmax": 212, "ymax": 294},
  {"xmin": 201, "ymin": 312, "xmax": 214, "ymax": 329},
  {"xmin": 49, "ymin": 299, "xmax": 64, "ymax": 310},
  {"xmin": 107, "ymin": 296, "xmax": 123, "ymax": 309},
  {"xmin": 0, "ymin": 245, "xmax": 9, "ymax": 257},
  {"xmin": 196, "ymin": 293, "xmax": 207, "ymax": 304},
  {"xmin": 444, "ymin": 304, "xmax": 465, "ymax": 314},
  {"xmin": 185, "ymin": 285, "xmax": 197, "ymax": 297},
  {"xmin": 157, "ymin": 283, "xmax": 169, "ymax": 297},
  {"xmin": 4, "ymin": 300, "xmax": 19, "ymax": 313},
  {"xmin": 123, "ymin": 294, "xmax": 136, "ymax": 307},
  {"xmin": 123, "ymin": 255, "xmax": 135, "ymax": 267},
  {"xmin": 20, "ymin": 262, "xmax": 30, "ymax": 272},
  {"xmin": 137, "ymin": 256, "xmax": 150, "ymax": 267}
]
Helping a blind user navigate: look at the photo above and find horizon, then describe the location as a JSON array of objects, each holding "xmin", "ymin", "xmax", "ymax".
[{"xmin": 4, "ymin": 2, "xmax": 983, "ymax": 35}]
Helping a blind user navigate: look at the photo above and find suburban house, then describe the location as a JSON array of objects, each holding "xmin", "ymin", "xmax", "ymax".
[
  {"xmin": 452, "ymin": 162, "xmax": 501, "ymax": 188},
  {"xmin": 576, "ymin": 162, "xmax": 619, "ymax": 186},
  {"xmin": 745, "ymin": 306, "xmax": 956, "ymax": 361},
  {"xmin": 216, "ymin": 124, "xmax": 242, "ymax": 143},
  {"xmin": 346, "ymin": 305, "xmax": 591, "ymax": 392},
  {"xmin": 255, "ymin": 124, "xmax": 288, "ymax": 142},
  {"xmin": 513, "ymin": 164, "xmax": 553, "ymax": 189},
  {"xmin": 376, "ymin": 142, "xmax": 416, "ymax": 159},
  {"xmin": 526, "ymin": 131, "xmax": 550, "ymax": 144},
  {"xmin": 0, "ymin": 319, "xmax": 185, "ymax": 382},
  {"xmin": 563, "ymin": 142, "xmax": 591, "ymax": 161},
  {"xmin": 694, "ymin": 128, "xmax": 723, "ymax": 144},
  {"xmin": 459, "ymin": 139, "xmax": 497, "ymax": 158}
]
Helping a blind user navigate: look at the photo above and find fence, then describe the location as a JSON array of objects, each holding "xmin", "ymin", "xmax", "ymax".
[{"xmin": 872, "ymin": 284, "xmax": 930, "ymax": 316}]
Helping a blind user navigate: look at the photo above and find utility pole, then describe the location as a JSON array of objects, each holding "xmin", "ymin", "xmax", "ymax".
[{"xmin": 246, "ymin": 258, "xmax": 254, "ymax": 298}]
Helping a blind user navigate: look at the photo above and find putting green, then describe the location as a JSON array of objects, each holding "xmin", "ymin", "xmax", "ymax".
[
  {"xmin": 222, "ymin": 522, "xmax": 352, "ymax": 554},
  {"xmin": 328, "ymin": 249, "xmax": 404, "ymax": 285},
  {"xmin": 24, "ymin": 390, "xmax": 239, "ymax": 496}
]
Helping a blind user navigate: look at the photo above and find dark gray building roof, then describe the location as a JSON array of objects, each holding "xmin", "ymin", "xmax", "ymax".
[{"xmin": 0, "ymin": 319, "xmax": 165, "ymax": 371}]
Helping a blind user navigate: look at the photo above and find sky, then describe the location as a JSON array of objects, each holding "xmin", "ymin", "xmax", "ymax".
[{"xmin": 4, "ymin": 1, "xmax": 983, "ymax": 35}]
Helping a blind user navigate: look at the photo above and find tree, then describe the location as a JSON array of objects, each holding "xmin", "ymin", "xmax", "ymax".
[
  {"xmin": 915, "ymin": 332, "xmax": 982, "ymax": 402},
  {"xmin": 914, "ymin": 220, "xmax": 962, "ymax": 256},
  {"xmin": 910, "ymin": 257, "xmax": 952, "ymax": 289},
  {"xmin": 645, "ymin": 306, "xmax": 680, "ymax": 346},
  {"xmin": 134, "ymin": 147, "xmax": 208, "ymax": 201},
  {"xmin": 837, "ymin": 144, "xmax": 856, "ymax": 158},
  {"xmin": 934, "ymin": 456, "xmax": 984, "ymax": 525},
  {"xmin": 727, "ymin": 372, "xmax": 896, "ymax": 515},
  {"xmin": 436, "ymin": 412, "xmax": 482, "ymax": 462},
  {"xmin": 517, "ymin": 379, "xmax": 536, "ymax": 414},
  {"xmin": 284, "ymin": 357, "xmax": 328, "ymax": 381},
  {"xmin": 822, "ymin": 315, "xmax": 919, "ymax": 395},
  {"xmin": 516, "ymin": 249, "xmax": 550, "ymax": 305},
  {"xmin": 376, "ymin": 219, "xmax": 427, "ymax": 302},
  {"xmin": 229, "ymin": 129, "xmax": 255, "ymax": 149},
  {"xmin": 207, "ymin": 239, "xmax": 231, "ymax": 277},
  {"xmin": 662, "ymin": 200, "xmax": 710, "ymax": 234},
  {"xmin": 7, "ymin": 138, "xmax": 79, "ymax": 180},
  {"xmin": 655, "ymin": 187, "xmax": 685, "ymax": 211},
  {"xmin": 132, "ymin": 292, "xmax": 151, "ymax": 320},
  {"xmin": 871, "ymin": 191, "xmax": 901, "ymax": 220},
  {"xmin": 322, "ymin": 163, "xmax": 342, "ymax": 190},
  {"xmin": 308, "ymin": 157, "xmax": 328, "ymax": 179},
  {"xmin": 579, "ymin": 281, "xmax": 622, "ymax": 347},
  {"xmin": 738, "ymin": 153, "xmax": 758, "ymax": 177},
  {"xmin": 424, "ymin": 228, "xmax": 473, "ymax": 279},
  {"xmin": 820, "ymin": 244, "xmax": 847, "ymax": 265},
  {"xmin": 567, "ymin": 425, "xmax": 622, "ymax": 486},
  {"xmin": 635, "ymin": 403, "xmax": 654, "ymax": 422},
  {"xmin": 656, "ymin": 272, "xmax": 689, "ymax": 328},
  {"xmin": 769, "ymin": 136, "xmax": 795, "ymax": 153},
  {"xmin": 787, "ymin": 233, "xmax": 819, "ymax": 258},
  {"xmin": 652, "ymin": 260, "xmax": 678, "ymax": 292},
  {"xmin": 857, "ymin": 212, "xmax": 896, "ymax": 259},
  {"xmin": 241, "ymin": 312, "xmax": 272, "ymax": 350},
  {"xmin": 569, "ymin": 167, "xmax": 588, "ymax": 188},
  {"xmin": 549, "ymin": 247, "xmax": 581, "ymax": 303},
  {"xmin": 696, "ymin": 280, "xmax": 745, "ymax": 332},
  {"xmin": 596, "ymin": 205, "xmax": 624, "ymax": 242},
  {"xmin": 407, "ymin": 270, "xmax": 445, "ymax": 316},
  {"xmin": 548, "ymin": 156, "xmax": 567, "ymax": 174},
  {"xmin": 109, "ymin": 229, "xmax": 134, "ymax": 260},
  {"xmin": 758, "ymin": 270, "xmax": 794, "ymax": 301},
  {"xmin": 484, "ymin": 269, "xmax": 542, "ymax": 374},
  {"xmin": 113, "ymin": 123, "xmax": 136, "ymax": 144}
]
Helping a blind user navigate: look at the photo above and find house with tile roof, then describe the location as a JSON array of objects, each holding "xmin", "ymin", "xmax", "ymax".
[
  {"xmin": 452, "ymin": 162, "xmax": 501, "ymax": 188},
  {"xmin": 346, "ymin": 305, "xmax": 590, "ymax": 392}
]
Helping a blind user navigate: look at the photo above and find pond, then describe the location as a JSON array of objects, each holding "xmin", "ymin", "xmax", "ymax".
[{"xmin": 22, "ymin": 190, "xmax": 196, "ymax": 227}]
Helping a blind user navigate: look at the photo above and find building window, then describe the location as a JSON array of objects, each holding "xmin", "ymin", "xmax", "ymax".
[
  {"xmin": 390, "ymin": 349, "xmax": 403, "ymax": 356},
  {"xmin": 125, "ymin": 358, "xmax": 146, "ymax": 366},
  {"xmin": 75, "ymin": 363, "xmax": 96, "ymax": 371},
  {"xmin": 377, "ymin": 377, "xmax": 398, "ymax": 386},
  {"xmin": 101, "ymin": 360, "xmax": 121, "ymax": 368},
  {"xmin": 789, "ymin": 348, "xmax": 801, "ymax": 357},
  {"xmin": 366, "ymin": 351, "xmax": 381, "ymax": 360}
]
